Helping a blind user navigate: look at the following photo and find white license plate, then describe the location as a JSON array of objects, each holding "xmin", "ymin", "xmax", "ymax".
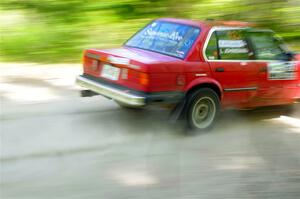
[{"xmin": 101, "ymin": 64, "xmax": 120, "ymax": 81}]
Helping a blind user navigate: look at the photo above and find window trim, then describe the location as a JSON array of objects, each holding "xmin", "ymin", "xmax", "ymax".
[{"xmin": 202, "ymin": 26, "xmax": 288, "ymax": 62}]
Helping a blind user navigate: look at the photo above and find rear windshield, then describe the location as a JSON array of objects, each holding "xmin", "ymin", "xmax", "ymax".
[{"xmin": 125, "ymin": 21, "xmax": 200, "ymax": 59}]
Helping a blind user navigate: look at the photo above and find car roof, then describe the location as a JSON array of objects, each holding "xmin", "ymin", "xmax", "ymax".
[{"xmin": 158, "ymin": 18, "xmax": 255, "ymax": 30}]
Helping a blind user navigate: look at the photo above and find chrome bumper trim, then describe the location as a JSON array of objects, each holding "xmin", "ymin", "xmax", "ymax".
[{"xmin": 76, "ymin": 76, "xmax": 146, "ymax": 106}]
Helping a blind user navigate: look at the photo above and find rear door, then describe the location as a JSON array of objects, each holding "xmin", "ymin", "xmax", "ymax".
[
  {"xmin": 205, "ymin": 28, "xmax": 259, "ymax": 106},
  {"xmin": 247, "ymin": 31, "xmax": 298, "ymax": 104}
]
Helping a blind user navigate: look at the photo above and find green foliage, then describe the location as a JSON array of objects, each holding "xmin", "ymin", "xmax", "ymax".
[{"xmin": 0, "ymin": 0, "xmax": 299, "ymax": 63}]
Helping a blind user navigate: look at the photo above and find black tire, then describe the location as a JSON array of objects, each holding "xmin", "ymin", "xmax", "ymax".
[{"xmin": 186, "ymin": 88, "xmax": 220, "ymax": 131}]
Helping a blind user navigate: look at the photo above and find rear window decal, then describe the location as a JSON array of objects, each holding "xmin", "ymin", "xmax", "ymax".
[
  {"xmin": 126, "ymin": 21, "xmax": 200, "ymax": 59},
  {"xmin": 145, "ymin": 29, "xmax": 183, "ymax": 42}
]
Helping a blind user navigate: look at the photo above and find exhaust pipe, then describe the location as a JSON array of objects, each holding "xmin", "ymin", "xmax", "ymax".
[{"xmin": 80, "ymin": 90, "xmax": 99, "ymax": 97}]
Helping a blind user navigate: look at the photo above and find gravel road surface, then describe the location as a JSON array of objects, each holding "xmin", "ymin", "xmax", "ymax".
[{"xmin": 1, "ymin": 63, "xmax": 300, "ymax": 199}]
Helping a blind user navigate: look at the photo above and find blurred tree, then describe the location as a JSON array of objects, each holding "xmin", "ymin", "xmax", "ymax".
[{"xmin": 0, "ymin": 0, "xmax": 299, "ymax": 63}]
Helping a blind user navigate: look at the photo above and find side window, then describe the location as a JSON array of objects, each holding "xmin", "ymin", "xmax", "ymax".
[
  {"xmin": 248, "ymin": 32, "xmax": 285, "ymax": 60},
  {"xmin": 216, "ymin": 30, "xmax": 250, "ymax": 60},
  {"xmin": 205, "ymin": 32, "xmax": 218, "ymax": 60}
]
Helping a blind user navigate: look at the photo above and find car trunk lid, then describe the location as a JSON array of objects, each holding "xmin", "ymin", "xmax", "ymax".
[{"xmin": 82, "ymin": 47, "xmax": 179, "ymax": 92}]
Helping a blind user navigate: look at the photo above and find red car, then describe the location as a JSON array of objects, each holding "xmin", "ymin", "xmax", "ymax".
[{"xmin": 76, "ymin": 18, "xmax": 300, "ymax": 130}]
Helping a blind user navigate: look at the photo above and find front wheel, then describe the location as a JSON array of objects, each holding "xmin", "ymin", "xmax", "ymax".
[{"xmin": 186, "ymin": 88, "xmax": 220, "ymax": 131}]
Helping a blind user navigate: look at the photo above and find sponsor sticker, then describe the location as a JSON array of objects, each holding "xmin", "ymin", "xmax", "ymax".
[
  {"xmin": 267, "ymin": 62, "xmax": 296, "ymax": 80},
  {"xmin": 220, "ymin": 48, "xmax": 249, "ymax": 54},
  {"xmin": 218, "ymin": 40, "xmax": 247, "ymax": 48},
  {"xmin": 145, "ymin": 29, "xmax": 184, "ymax": 42}
]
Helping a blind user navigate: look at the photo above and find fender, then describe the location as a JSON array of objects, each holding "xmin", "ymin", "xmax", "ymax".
[{"xmin": 184, "ymin": 77, "xmax": 223, "ymax": 98}]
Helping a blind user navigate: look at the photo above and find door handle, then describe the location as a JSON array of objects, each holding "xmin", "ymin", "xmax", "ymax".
[{"xmin": 215, "ymin": 67, "xmax": 225, "ymax": 72}]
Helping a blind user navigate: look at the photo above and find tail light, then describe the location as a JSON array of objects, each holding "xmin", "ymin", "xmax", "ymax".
[
  {"xmin": 119, "ymin": 67, "xmax": 149, "ymax": 87},
  {"xmin": 139, "ymin": 72, "xmax": 149, "ymax": 86},
  {"xmin": 121, "ymin": 68, "xmax": 128, "ymax": 80}
]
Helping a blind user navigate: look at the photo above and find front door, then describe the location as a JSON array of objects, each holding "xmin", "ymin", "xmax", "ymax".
[{"xmin": 247, "ymin": 31, "xmax": 298, "ymax": 105}]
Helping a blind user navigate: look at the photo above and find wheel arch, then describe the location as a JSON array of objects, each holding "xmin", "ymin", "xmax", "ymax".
[{"xmin": 185, "ymin": 78, "xmax": 223, "ymax": 100}]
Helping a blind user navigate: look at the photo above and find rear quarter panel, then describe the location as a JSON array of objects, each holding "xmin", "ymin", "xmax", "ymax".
[{"xmin": 148, "ymin": 62, "xmax": 212, "ymax": 92}]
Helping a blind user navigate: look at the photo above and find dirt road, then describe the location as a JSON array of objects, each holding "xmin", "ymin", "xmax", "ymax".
[{"xmin": 1, "ymin": 63, "xmax": 300, "ymax": 199}]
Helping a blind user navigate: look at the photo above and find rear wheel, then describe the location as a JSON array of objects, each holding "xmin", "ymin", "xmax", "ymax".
[{"xmin": 186, "ymin": 88, "xmax": 220, "ymax": 131}]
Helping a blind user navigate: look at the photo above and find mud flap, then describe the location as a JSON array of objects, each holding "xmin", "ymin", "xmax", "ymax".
[{"xmin": 169, "ymin": 98, "xmax": 187, "ymax": 123}]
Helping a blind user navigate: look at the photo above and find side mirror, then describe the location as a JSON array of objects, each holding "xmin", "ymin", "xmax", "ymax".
[
  {"xmin": 286, "ymin": 52, "xmax": 295, "ymax": 60},
  {"xmin": 277, "ymin": 52, "xmax": 295, "ymax": 61}
]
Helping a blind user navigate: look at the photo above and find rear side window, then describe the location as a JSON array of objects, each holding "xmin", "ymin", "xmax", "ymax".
[
  {"xmin": 248, "ymin": 32, "xmax": 285, "ymax": 60},
  {"xmin": 205, "ymin": 29, "xmax": 251, "ymax": 60},
  {"xmin": 216, "ymin": 30, "xmax": 250, "ymax": 60}
]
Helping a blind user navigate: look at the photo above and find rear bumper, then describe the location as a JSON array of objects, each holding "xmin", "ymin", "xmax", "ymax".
[
  {"xmin": 76, "ymin": 75, "xmax": 146, "ymax": 106},
  {"xmin": 76, "ymin": 75, "xmax": 184, "ymax": 107}
]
